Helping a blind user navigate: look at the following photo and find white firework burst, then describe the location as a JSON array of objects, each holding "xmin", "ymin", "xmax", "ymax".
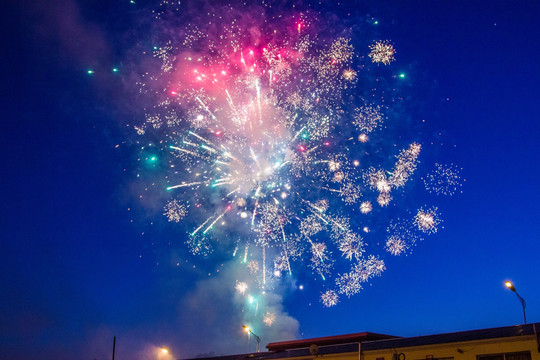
[
  {"xmin": 368, "ymin": 40, "xmax": 396, "ymax": 65},
  {"xmin": 263, "ymin": 311, "xmax": 276, "ymax": 326},
  {"xmin": 385, "ymin": 235, "xmax": 407, "ymax": 256},
  {"xmin": 235, "ymin": 281, "xmax": 248, "ymax": 294},
  {"xmin": 414, "ymin": 207, "xmax": 441, "ymax": 234},
  {"xmin": 423, "ymin": 163, "xmax": 464, "ymax": 196},
  {"xmin": 321, "ymin": 290, "xmax": 339, "ymax": 307},
  {"xmin": 360, "ymin": 201, "xmax": 373, "ymax": 214},
  {"xmin": 163, "ymin": 200, "xmax": 188, "ymax": 222}
]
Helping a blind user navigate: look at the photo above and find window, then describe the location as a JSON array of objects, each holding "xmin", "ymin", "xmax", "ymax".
[{"xmin": 477, "ymin": 351, "xmax": 531, "ymax": 360}]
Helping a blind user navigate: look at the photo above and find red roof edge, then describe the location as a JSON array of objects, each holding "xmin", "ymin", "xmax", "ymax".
[{"xmin": 266, "ymin": 332, "xmax": 400, "ymax": 352}]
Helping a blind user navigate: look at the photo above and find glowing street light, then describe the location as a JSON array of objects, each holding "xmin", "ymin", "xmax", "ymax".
[
  {"xmin": 242, "ymin": 325, "xmax": 261, "ymax": 352},
  {"xmin": 161, "ymin": 348, "xmax": 169, "ymax": 354},
  {"xmin": 504, "ymin": 281, "xmax": 526, "ymax": 324}
]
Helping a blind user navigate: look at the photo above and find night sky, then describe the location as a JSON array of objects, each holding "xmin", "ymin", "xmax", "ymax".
[{"xmin": 1, "ymin": 1, "xmax": 539, "ymax": 360}]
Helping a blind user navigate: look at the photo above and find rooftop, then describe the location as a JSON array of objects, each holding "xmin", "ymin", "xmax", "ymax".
[
  {"xmin": 267, "ymin": 332, "xmax": 398, "ymax": 352},
  {"xmin": 184, "ymin": 323, "xmax": 540, "ymax": 360}
]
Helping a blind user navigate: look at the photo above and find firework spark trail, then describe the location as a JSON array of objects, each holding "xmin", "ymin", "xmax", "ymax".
[
  {"xmin": 167, "ymin": 181, "xmax": 209, "ymax": 190},
  {"xmin": 195, "ymin": 96, "xmax": 217, "ymax": 120},
  {"xmin": 191, "ymin": 216, "xmax": 214, "ymax": 236},
  {"xmin": 279, "ymin": 223, "xmax": 292, "ymax": 275},
  {"xmin": 203, "ymin": 208, "xmax": 229, "ymax": 234},
  {"xmin": 134, "ymin": 4, "xmax": 453, "ymax": 314},
  {"xmin": 170, "ymin": 145, "xmax": 202, "ymax": 158}
]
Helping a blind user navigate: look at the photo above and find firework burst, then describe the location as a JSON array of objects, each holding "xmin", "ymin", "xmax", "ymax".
[
  {"xmin": 163, "ymin": 199, "xmax": 188, "ymax": 222},
  {"xmin": 423, "ymin": 163, "xmax": 464, "ymax": 196},
  {"xmin": 131, "ymin": 3, "xmax": 453, "ymax": 316},
  {"xmin": 414, "ymin": 207, "xmax": 442, "ymax": 234},
  {"xmin": 368, "ymin": 40, "xmax": 396, "ymax": 65},
  {"xmin": 321, "ymin": 290, "xmax": 339, "ymax": 308}
]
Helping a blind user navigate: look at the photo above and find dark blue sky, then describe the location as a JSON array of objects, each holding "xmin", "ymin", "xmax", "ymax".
[{"xmin": 1, "ymin": 1, "xmax": 539, "ymax": 359}]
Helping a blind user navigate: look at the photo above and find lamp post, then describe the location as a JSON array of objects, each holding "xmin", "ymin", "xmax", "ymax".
[
  {"xmin": 243, "ymin": 325, "xmax": 261, "ymax": 352},
  {"xmin": 505, "ymin": 281, "xmax": 526, "ymax": 324}
]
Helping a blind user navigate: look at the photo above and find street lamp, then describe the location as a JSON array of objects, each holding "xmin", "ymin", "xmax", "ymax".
[
  {"xmin": 505, "ymin": 281, "xmax": 526, "ymax": 324},
  {"xmin": 243, "ymin": 325, "xmax": 261, "ymax": 352}
]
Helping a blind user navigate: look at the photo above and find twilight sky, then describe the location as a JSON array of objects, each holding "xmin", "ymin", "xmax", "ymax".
[{"xmin": 1, "ymin": 1, "xmax": 539, "ymax": 360}]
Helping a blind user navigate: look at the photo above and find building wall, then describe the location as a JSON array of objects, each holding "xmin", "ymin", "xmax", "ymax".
[{"xmin": 361, "ymin": 336, "xmax": 540, "ymax": 360}]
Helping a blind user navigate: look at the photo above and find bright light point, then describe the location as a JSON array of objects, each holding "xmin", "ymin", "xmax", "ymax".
[
  {"xmin": 274, "ymin": 270, "xmax": 281, "ymax": 277},
  {"xmin": 353, "ymin": 160, "xmax": 360, "ymax": 167},
  {"xmin": 240, "ymin": 212, "xmax": 248, "ymax": 218},
  {"xmin": 280, "ymin": 192, "xmax": 287, "ymax": 199},
  {"xmin": 196, "ymin": 114, "xmax": 204, "ymax": 121},
  {"xmin": 87, "ymin": 70, "xmax": 94, "ymax": 74},
  {"xmin": 399, "ymin": 73, "xmax": 406, "ymax": 78},
  {"xmin": 221, "ymin": 70, "xmax": 226, "ymax": 75},
  {"xmin": 235, "ymin": 281, "xmax": 248, "ymax": 294},
  {"xmin": 299, "ymin": 285, "xmax": 304, "ymax": 290},
  {"xmin": 112, "ymin": 68, "xmax": 118, "ymax": 72},
  {"xmin": 161, "ymin": 348, "xmax": 168, "ymax": 354},
  {"xmin": 298, "ymin": 145, "xmax": 306, "ymax": 152},
  {"xmin": 374, "ymin": 20, "xmax": 379, "ymax": 25},
  {"xmin": 363, "ymin": 227, "xmax": 370, "ymax": 233}
]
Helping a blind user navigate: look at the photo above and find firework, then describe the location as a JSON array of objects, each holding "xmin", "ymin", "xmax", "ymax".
[
  {"xmin": 414, "ymin": 207, "xmax": 442, "ymax": 234},
  {"xmin": 247, "ymin": 260, "xmax": 260, "ymax": 274},
  {"xmin": 335, "ymin": 255, "xmax": 385, "ymax": 297},
  {"xmin": 308, "ymin": 242, "xmax": 334, "ymax": 280},
  {"xmin": 342, "ymin": 69, "xmax": 357, "ymax": 82},
  {"xmin": 358, "ymin": 133, "xmax": 369, "ymax": 143},
  {"xmin": 163, "ymin": 199, "xmax": 188, "ymax": 222},
  {"xmin": 423, "ymin": 163, "xmax": 463, "ymax": 196},
  {"xmin": 321, "ymin": 290, "xmax": 339, "ymax": 308},
  {"xmin": 263, "ymin": 312, "xmax": 276, "ymax": 326},
  {"xmin": 132, "ymin": 4, "xmax": 448, "ymax": 314},
  {"xmin": 368, "ymin": 40, "xmax": 396, "ymax": 65},
  {"xmin": 389, "ymin": 143, "xmax": 421, "ymax": 189},
  {"xmin": 385, "ymin": 236, "xmax": 407, "ymax": 256},
  {"xmin": 360, "ymin": 201, "xmax": 373, "ymax": 214},
  {"xmin": 235, "ymin": 281, "xmax": 248, "ymax": 294},
  {"xmin": 385, "ymin": 219, "xmax": 421, "ymax": 256},
  {"xmin": 353, "ymin": 106, "xmax": 384, "ymax": 133}
]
